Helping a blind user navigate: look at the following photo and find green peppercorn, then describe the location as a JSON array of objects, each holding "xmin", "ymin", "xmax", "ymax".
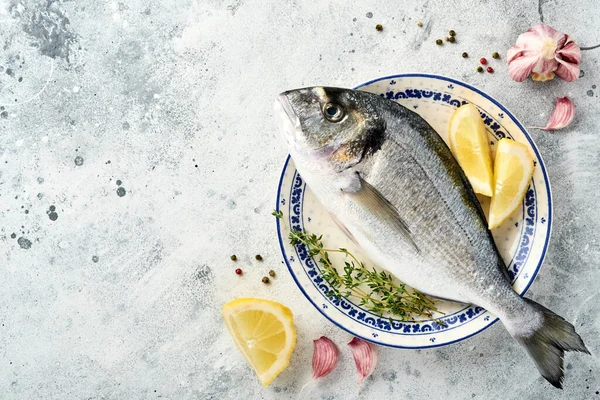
[
  {"xmin": 492, "ymin": 52, "xmax": 500, "ymax": 59},
  {"xmin": 462, "ymin": 52, "xmax": 468, "ymax": 58},
  {"xmin": 262, "ymin": 276, "xmax": 270, "ymax": 284},
  {"xmin": 269, "ymin": 270, "xmax": 276, "ymax": 277},
  {"xmin": 448, "ymin": 36, "xmax": 456, "ymax": 43},
  {"xmin": 230, "ymin": 254, "xmax": 237, "ymax": 261},
  {"xmin": 436, "ymin": 39, "xmax": 443, "ymax": 45},
  {"xmin": 375, "ymin": 24, "xmax": 383, "ymax": 31},
  {"xmin": 477, "ymin": 66, "xmax": 484, "ymax": 73},
  {"xmin": 449, "ymin": 30, "xmax": 456, "ymax": 37},
  {"xmin": 255, "ymin": 254, "xmax": 263, "ymax": 261}
]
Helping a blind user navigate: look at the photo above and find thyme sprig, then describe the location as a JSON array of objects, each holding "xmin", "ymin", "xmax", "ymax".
[{"xmin": 273, "ymin": 210, "xmax": 443, "ymax": 323}]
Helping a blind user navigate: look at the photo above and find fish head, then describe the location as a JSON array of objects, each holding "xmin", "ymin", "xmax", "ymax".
[{"xmin": 275, "ymin": 87, "xmax": 386, "ymax": 174}]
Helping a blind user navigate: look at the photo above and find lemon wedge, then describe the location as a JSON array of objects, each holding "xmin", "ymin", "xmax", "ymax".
[
  {"xmin": 449, "ymin": 104, "xmax": 495, "ymax": 197},
  {"xmin": 488, "ymin": 138, "xmax": 535, "ymax": 229},
  {"xmin": 222, "ymin": 298, "xmax": 296, "ymax": 386}
]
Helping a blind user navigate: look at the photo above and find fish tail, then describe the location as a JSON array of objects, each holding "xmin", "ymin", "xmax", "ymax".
[{"xmin": 509, "ymin": 298, "xmax": 589, "ymax": 389}]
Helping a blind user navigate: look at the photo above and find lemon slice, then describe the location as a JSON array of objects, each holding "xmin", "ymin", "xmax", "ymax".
[
  {"xmin": 449, "ymin": 104, "xmax": 495, "ymax": 196},
  {"xmin": 222, "ymin": 298, "xmax": 296, "ymax": 386},
  {"xmin": 488, "ymin": 138, "xmax": 535, "ymax": 229}
]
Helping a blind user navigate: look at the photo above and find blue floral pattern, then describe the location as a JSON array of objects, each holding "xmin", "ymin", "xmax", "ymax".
[
  {"xmin": 508, "ymin": 188, "xmax": 536, "ymax": 280},
  {"xmin": 380, "ymin": 88, "xmax": 512, "ymax": 140}
]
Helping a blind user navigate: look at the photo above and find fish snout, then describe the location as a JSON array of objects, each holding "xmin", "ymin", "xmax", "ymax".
[
  {"xmin": 277, "ymin": 92, "xmax": 301, "ymax": 126},
  {"xmin": 275, "ymin": 92, "xmax": 303, "ymax": 147}
]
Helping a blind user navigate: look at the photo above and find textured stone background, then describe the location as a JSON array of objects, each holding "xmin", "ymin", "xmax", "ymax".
[{"xmin": 0, "ymin": 0, "xmax": 599, "ymax": 399}]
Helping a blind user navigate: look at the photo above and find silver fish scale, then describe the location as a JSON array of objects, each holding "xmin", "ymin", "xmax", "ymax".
[{"xmin": 358, "ymin": 147, "xmax": 497, "ymax": 301}]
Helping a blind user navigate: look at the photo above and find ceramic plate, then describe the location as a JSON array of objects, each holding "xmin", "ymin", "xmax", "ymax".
[{"xmin": 275, "ymin": 74, "xmax": 552, "ymax": 348}]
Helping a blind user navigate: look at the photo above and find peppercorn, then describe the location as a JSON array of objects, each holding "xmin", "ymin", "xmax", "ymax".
[
  {"xmin": 417, "ymin": 21, "xmax": 423, "ymax": 27},
  {"xmin": 444, "ymin": 37, "xmax": 451, "ymax": 42},
  {"xmin": 230, "ymin": 254, "xmax": 237, "ymax": 261},
  {"xmin": 487, "ymin": 66, "xmax": 494, "ymax": 73},
  {"xmin": 235, "ymin": 268, "xmax": 243, "ymax": 275},
  {"xmin": 435, "ymin": 39, "xmax": 443, "ymax": 45},
  {"xmin": 449, "ymin": 30, "xmax": 456, "ymax": 37},
  {"xmin": 448, "ymin": 36, "xmax": 456, "ymax": 43},
  {"xmin": 462, "ymin": 52, "xmax": 468, "ymax": 58},
  {"xmin": 375, "ymin": 24, "xmax": 383, "ymax": 31},
  {"xmin": 269, "ymin": 270, "xmax": 276, "ymax": 277},
  {"xmin": 255, "ymin": 254, "xmax": 263, "ymax": 261},
  {"xmin": 479, "ymin": 57, "xmax": 487, "ymax": 65},
  {"xmin": 262, "ymin": 276, "xmax": 270, "ymax": 284},
  {"xmin": 492, "ymin": 52, "xmax": 500, "ymax": 59},
  {"xmin": 477, "ymin": 66, "xmax": 484, "ymax": 73}
]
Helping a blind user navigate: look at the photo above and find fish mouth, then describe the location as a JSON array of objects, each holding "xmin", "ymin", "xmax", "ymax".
[
  {"xmin": 275, "ymin": 92, "xmax": 303, "ymax": 149},
  {"xmin": 277, "ymin": 92, "xmax": 301, "ymax": 128}
]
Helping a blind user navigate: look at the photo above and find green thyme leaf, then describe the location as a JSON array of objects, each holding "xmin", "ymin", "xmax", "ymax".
[{"xmin": 278, "ymin": 213, "xmax": 441, "ymax": 321}]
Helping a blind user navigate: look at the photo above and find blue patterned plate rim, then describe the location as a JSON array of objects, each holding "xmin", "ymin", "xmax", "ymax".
[{"xmin": 275, "ymin": 73, "xmax": 553, "ymax": 348}]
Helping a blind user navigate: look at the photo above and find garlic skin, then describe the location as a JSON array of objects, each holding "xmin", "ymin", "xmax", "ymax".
[
  {"xmin": 541, "ymin": 97, "xmax": 575, "ymax": 131},
  {"xmin": 311, "ymin": 336, "xmax": 339, "ymax": 380},
  {"xmin": 347, "ymin": 337, "xmax": 378, "ymax": 386},
  {"xmin": 507, "ymin": 24, "xmax": 581, "ymax": 82}
]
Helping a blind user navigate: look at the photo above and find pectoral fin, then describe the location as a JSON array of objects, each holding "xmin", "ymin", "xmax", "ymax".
[
  {"xmin": 345, "ymin": 175, "xmax": 420, "ymax": 253},
  {"xmin": 328, "ymin": 211, "xmax": 359, "ymax": 247}
]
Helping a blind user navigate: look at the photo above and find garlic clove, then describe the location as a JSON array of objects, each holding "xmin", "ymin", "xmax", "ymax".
[
  {"xmin": 530, "ymin": 23, "xmax": 564, "ymax": 43},
  {"xmin": 300, "ymin": 336, "xmax": 339, "ymax": 395},
  {"xmin": 348, "ymin": 337, "xmax": 378, "ymax": 387},
  {"xmin": 311, "ymin": 336, "xmax": 339, "ymax": 380},
  {"xmin": 507, "ymin": 52, "xmax": 539, "ymax": 82},
  {"xmin": 557, "ymin": 38, "xmax": 582, "ymax": 64},
  {"xmin": 542, "ymin": 97, "xmax": 575, "ymax": 130},
  {"xmin": 554, "ymin": 59, "xmax": 580, "ymax": 82}
]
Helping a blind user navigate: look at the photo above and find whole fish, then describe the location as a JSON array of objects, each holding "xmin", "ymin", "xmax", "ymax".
[{"xmin": 275, "ymin": 86, "xmax": 588, "ymax": 388}]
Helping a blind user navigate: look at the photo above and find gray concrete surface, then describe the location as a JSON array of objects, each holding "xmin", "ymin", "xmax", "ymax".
[{"xmin": 1, "ymin": 0, "xmax": 599, "ymax": 399}]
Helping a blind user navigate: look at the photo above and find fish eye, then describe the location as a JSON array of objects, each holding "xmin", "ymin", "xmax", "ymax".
[{"xmin": 323, "ymin": 103, "xmax": 344, "ymax": 122}]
